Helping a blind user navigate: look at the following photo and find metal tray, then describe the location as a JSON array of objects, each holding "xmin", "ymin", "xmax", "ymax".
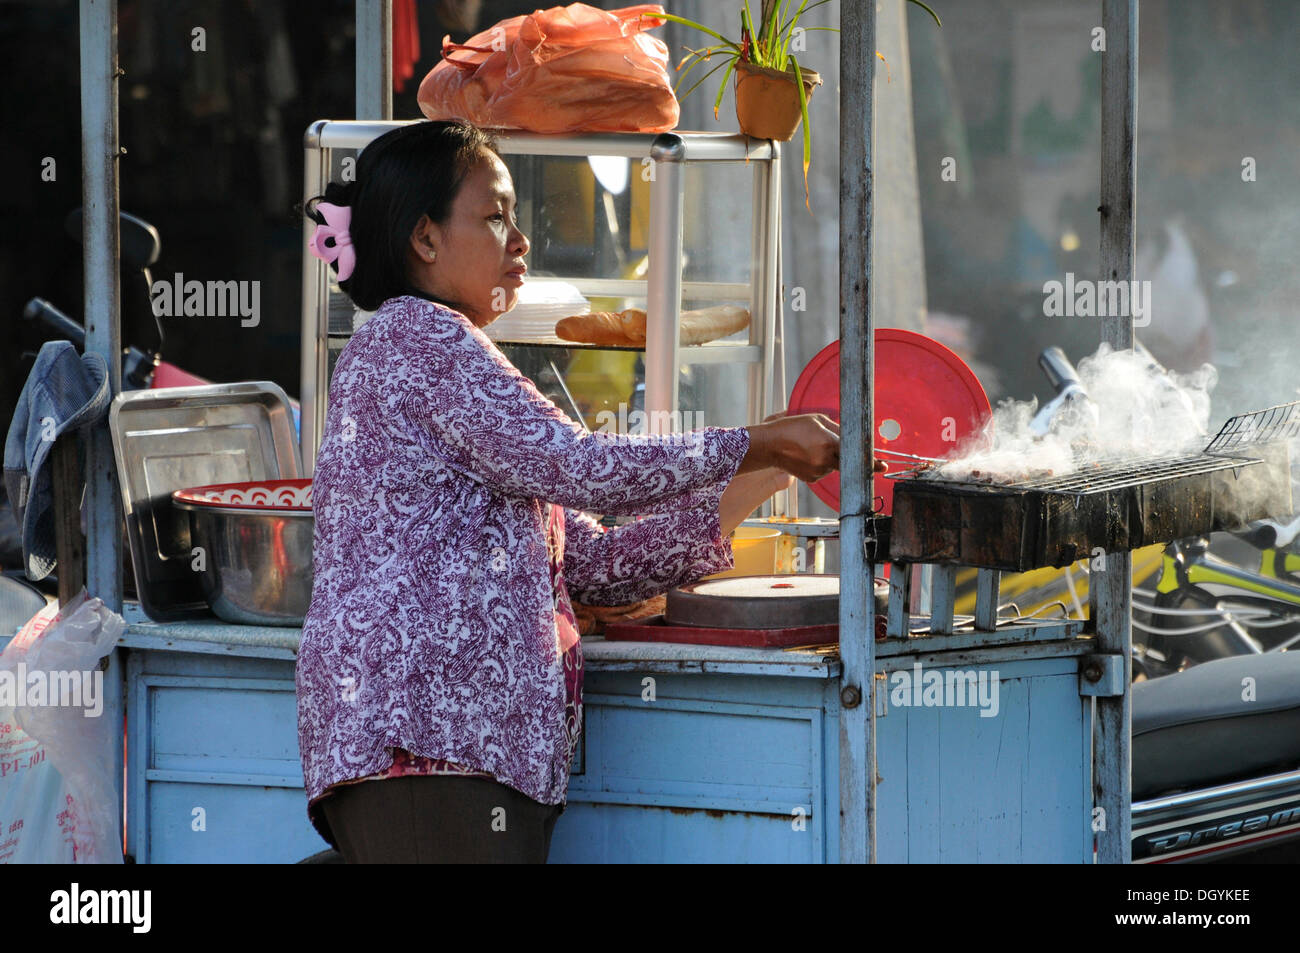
[{"xmin": 109, "ymin": 383, "xmax": 301, "ymax": 621}]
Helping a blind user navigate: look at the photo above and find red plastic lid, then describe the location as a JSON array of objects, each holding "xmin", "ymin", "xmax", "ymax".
[{"xmin": 787, "ymin": 329, "xmax": 991, "ymax": 515}]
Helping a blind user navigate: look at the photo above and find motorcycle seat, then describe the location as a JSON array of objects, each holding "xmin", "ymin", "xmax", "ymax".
[{"xmin": 1132, "ymin": 652, "xmax": 1300, "ymax": 800}]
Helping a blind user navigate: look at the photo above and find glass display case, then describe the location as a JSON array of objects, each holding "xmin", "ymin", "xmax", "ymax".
[{"xmin": 300, "ymin": 122, "xmax": 786, "ymax": 480}]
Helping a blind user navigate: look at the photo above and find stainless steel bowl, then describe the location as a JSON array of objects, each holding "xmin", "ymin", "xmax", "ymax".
[{"xmin": 172, "ymin": 499, "xmax": 313, "ymax": 626}]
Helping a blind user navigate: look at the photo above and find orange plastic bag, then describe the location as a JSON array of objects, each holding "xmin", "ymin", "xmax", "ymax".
[{"xmin": 417, "ymin": 3, "xmax": 679, "ymax": 134}]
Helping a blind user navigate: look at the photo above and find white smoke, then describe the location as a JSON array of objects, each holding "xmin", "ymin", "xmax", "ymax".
[{"xmin": 928, "ymin": 343, "xmax": 1219, "ymax": 483}]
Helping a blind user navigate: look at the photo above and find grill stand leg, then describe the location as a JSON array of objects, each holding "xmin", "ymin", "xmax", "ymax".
[
  {"xmin": 974, "ymin": 569, "xmax": 1000, "ymax": 631},
  {"xmin": 930, "ymin": 566, "xmax": 957, "ymax": 635},
  {"xmin": 1090, "ymin": 550, "xmax": 1133, "ymax": 863},
  {"xmin": 886, "ymin": 562, "xmax": 912, "ymax": 639}
]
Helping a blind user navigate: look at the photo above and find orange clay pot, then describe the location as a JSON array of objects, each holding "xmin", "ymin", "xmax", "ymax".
[{"xmin": 733, "ymin": 60, "xmax": 823, "ymax": 141}]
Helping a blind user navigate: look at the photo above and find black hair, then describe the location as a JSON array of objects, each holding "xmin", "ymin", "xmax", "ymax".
[{"xmin": 303, "ymin": 120, "xmax": 500, "ymax": 312}]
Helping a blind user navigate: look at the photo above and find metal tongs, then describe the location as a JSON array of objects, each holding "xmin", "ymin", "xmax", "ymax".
[{"xmin": 875, "ymin": 447, "xmax": 947, "ymax": 477}]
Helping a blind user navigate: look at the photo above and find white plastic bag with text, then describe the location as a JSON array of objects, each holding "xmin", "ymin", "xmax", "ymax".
[{"xmin": 0, "ymin": 590, "xmax": 123, "ymax": 863}]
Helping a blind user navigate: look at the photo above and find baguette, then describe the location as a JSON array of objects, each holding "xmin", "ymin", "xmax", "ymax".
[
  {"xmin": 555, "ymin": 309, "xmax": 647, "ymax": 346},
  {"xmin": 680, "ymin": 305, "xmax": 751, "ymax": 345},
  {"xmin": 554, "ymin": 305, "xmax": 750, "ymax": 347}
]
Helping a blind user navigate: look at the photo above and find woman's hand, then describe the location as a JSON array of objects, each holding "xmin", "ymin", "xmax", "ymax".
[
  {"xmin": 740, "ymin": 413, "xmax": 841, "ymax": 482},
  {"xmin": 738, "ymin": 411, "xmax": 888, "ymax": 482}
]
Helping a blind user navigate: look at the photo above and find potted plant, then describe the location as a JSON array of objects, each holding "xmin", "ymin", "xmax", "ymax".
[{"xmin": 652, "ymin": 1, "xmax": 941, "ymax": 205}]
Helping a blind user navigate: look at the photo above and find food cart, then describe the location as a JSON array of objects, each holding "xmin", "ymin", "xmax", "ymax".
[{"xmin": 63, "ymin": 0, "xmax": 1156, "ymax": 863}]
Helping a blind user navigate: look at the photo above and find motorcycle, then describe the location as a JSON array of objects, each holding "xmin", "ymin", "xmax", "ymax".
[{"xmin": 1131, "ymin": 650, "xmax": 1300, "ymax": 863}]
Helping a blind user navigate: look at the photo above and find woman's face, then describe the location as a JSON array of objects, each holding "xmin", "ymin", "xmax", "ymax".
[{"xmin": 409, "ymin": 149, "xmax": 530, "ymax": 328}]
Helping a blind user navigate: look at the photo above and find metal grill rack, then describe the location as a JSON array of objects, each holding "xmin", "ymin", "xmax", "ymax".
[
  {"xmin": 1204, "ymin": 401, "xmax": 1300, "ymax": 455},
  {"xmin": 1011, "ymin": 453, "xmax": 1262, "ymax": 493},
  {"xmin": 895, "ymin": 449, "xmax": 1263, "ymax": 494}
]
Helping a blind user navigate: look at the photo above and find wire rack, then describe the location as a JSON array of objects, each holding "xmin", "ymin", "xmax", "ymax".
[
  {"xmin": 1204, "ymin": 401, "xmax": 1300, "ymax": 455},
  {"xmin": 888, "ymin": 450, "xmax": 1262, "ymax": 494}
]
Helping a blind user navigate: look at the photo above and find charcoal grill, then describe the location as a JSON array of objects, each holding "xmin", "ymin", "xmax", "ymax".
[{"xmin": 888, "ymin": 403, "xmax": 1298, "ymax": 573}]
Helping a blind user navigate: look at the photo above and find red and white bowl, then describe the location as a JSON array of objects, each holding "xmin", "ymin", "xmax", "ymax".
[
  {"xmin": 173, "ymin": 478, "xmax": 312, "ymax": 511},
  {"xmin": 171, "ymin": 478, "xmax": 314, "ymax": 625}
]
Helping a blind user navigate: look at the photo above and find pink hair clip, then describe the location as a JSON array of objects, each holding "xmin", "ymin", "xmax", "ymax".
[{"xmin": 308, "ymin": 202, "xmax": 355, "ymax": 281}]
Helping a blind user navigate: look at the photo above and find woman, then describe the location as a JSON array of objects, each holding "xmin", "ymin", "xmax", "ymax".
[{"xmin": 297, "ymin": 120, "xmax": 845, "ymax": 863}]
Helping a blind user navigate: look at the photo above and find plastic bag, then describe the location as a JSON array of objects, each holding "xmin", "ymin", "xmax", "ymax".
[
  {"xmin": 417, "ymin": 3, "xmax": 679, "ymax": 134},
  {"xmin": 0, "ymin": 590, "xmax": 123, "ymax": 863}
]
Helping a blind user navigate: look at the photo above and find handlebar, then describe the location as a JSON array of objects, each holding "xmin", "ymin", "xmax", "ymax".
[
  {"xmin": 1231, "ymin": 515, "xmax": 1300, "ymax": 552},
  {"xmin": 24, "ymin": 297, "xmax": 88, "ymax": 350},
  {"xmin": 23, "ymin": 296, "xmax": 156, "ymax": 390}
]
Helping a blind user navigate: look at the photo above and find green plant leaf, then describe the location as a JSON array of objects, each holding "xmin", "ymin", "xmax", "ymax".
[
  {"xmin": 647, "ymin": 12, "xmax": 743, "ymax": 52},
  {"xmin": 680, "ymin": 55, "xmax": 734, "ymax": 102},
  {"xmin": 778, "ymin": 28, "xmax": 796, "ymax": 70},
  {"xmin": 779, "ymin": 0, "xmax": 833, "ymax": 37},
  {"xmin": 673, "ymin": 44, "xmax": 731, "ymax": 95},
  {"xmin": 764, "ymin": 0, "xmax": 782, "ymax": 47},
  {"xmin": 712, "ymin": 57, "xmax": 738, "ymax": 118},
  {"xmin": 791, "ymin": 55, "xmax": 812, "ymax": 209},
  {"xmin": 906, "ymin": 0, "xmax": 943, "ymax": 28}
]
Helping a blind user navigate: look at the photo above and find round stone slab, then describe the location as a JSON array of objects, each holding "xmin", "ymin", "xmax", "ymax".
[{"xmin": 665, "ymin": 574, "xmax": 840, "ymax": 630}]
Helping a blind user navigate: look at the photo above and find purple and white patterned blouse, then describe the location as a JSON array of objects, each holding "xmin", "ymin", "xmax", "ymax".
[{"xmin": 295, "ymin": 295, "xmax": 751, "ymax": 832}]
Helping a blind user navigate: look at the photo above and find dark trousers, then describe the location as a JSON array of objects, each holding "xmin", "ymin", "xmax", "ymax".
[{"xmin": 320, "ymin": 774, "xmax": 562, "ymax": 863}]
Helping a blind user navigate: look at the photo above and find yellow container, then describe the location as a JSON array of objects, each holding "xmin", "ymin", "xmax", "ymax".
[{"xmin": 706, "ymin": 526, "xmax": 781, "ymax": 579}]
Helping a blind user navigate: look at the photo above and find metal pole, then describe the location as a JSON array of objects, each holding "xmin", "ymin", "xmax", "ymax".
[
  {"xmin": 356, "ymin": 0, "xmax": 393, "ymax": 120},
  {"xmin": 1092, "ymin": 0, "xmax": 1138, "ymax": 864},
  {"xmin": 747, "ymin": 158, "xmax": 767, "ymax": 430},
  {"xmin": 760, "ymin": 144, "xmax": 781, "ymax": 426},
  {"xmin": 79, "ymin": 0, "xmax": 125, "ymax": 856},
  {"xmin": 839, "ymin": 0, "xmax": 876, "ymax": 864},
  {"xmin": 645, "ymin": 135, "xmax": 685, "ymax": 429},
  {"xmin": 300, "ymin": 123, "xmax": 329, "ymax": 474},
  {"xmin": 303, "ymin": 0, "xmax": 390, "ymax": 468}
]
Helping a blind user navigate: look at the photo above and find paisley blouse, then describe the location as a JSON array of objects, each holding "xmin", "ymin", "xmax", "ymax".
[{"xmin": 295, "ymin": 295, "xmax": 751, "ymax": 842}]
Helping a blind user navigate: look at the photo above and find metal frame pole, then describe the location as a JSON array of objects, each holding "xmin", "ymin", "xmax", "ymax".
[
  {"xmin": 356, "ymin": 0, "xmax": 393, "ymax": 121},
  {"xmin": 300, "ymin": 1, "xmax": 391, "ymax": 471},
  {"xmin": 751, "ymin": 143, "xmax": 782, "ymax": 428},
  {"xmin": 645, "ymin": 135, "xmax": 686, "ymax": 430},
  {"xmin": 1093, "ymin": 0, "xmax": 1138, "ymax": 864},
  {"xmin": 300, "ymin": 123, "xmax": 329, "ymax": 475},
  {"xmin": 79, "ymin": 0, "xmax": 125, "ymax": 855},
  {"xmin": 839, "ymin": 0, "xmax": 877, "ymax": 864}
]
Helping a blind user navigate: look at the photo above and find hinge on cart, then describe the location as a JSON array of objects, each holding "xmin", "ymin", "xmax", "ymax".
[
  {"xmin": 874, "ymin": 672, "xmax": 889, "ymax": 717},
  {"xmin": 1079, "ymin": 653, "xmax": 1126, "ymax": 697}
]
